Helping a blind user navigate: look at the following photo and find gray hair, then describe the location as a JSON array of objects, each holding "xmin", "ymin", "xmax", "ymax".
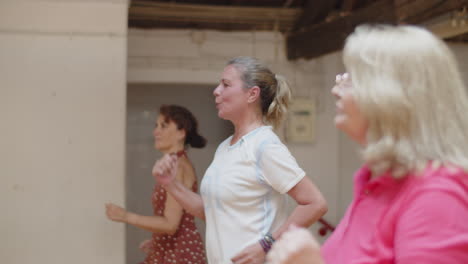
[{"xmin": 227, "ymin": 56, "xmax": 291, "ymax": 129}]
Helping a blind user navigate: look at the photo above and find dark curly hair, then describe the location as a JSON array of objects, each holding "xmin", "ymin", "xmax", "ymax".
[{"xmin": 159, "ymin": 105, "xmax": 207, "ymax": 148}]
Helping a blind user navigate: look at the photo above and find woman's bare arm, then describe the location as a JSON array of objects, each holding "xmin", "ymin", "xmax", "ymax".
[
  {"xmin": 273, "ymin": 176, "xmax": 328, "ymax": 239},
  {"xmin": 106, "ymin": 161, "xmax": 195, "ymax": 234},
  {"xmin": 153, "ymin": 154, "xmax": 206, "ymax": 220}
]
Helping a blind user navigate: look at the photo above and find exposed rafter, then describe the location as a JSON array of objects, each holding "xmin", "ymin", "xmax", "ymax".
[
  {"xmin": 129, "ymin": 1, "xmax": 302, "ymax": 32},
  {"xmin": 293, "ymin": 0, "xmax": 339, "ymax": 31},
  {"xmin": 286, "ymin": 0, "xmax": 468, "ymax": 60},
  {"xmin": 127, "ymin": 0, "xmax": 468, "ymax": 59},
  {"xmin": 396, "ymin": 0, "xmax": 468, "ymax": 23},
  {"xmin": 341, "ymin": 0, "xmax": 373, "ymax": 12},
  {"xmin": 287, "ymin": 0, "xmax": 396, "ymax": 60},
  {"xmin": 425, "ymin": 7, "xmax": 468, "ymax": 39},
  {"xmin": 341, "ymin": 0, "xmax": 360, "ymax": 12}
]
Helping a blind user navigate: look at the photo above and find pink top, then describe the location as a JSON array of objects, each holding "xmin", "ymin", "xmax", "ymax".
[{"xmin": 321, "ymin": 164, "xmax": 468, "ymax": 264}]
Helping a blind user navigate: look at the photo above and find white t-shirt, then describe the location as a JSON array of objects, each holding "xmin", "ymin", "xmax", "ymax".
[{"xmin": 200, "ymin": 126, "xmax": 305, "ymax": 264}]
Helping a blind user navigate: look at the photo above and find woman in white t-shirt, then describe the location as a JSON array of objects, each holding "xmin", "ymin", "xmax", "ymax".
[{"xmin": 153, "ymin": 56, "xmax": 328, "ymax": 264}]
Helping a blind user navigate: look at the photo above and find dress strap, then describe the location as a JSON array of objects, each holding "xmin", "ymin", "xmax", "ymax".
[{"xmin": 173, "ymin": 150, "xmax": 186, "ymax": 158}]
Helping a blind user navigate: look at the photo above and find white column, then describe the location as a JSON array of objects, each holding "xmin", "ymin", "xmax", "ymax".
[{"xmin": 0, "ymin": 1, "xmax": 128, "ymax": 263}]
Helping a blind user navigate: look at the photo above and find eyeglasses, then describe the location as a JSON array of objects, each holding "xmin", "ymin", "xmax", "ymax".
[{"xmin": 335, "ymin": 73, "xmax": 352, "ymax": 91}]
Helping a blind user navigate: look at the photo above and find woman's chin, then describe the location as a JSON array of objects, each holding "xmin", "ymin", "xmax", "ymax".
[
  {"xmin": 217, "ymin": 111, "xmax": 229, "ymax": 120},
  {"xmin": 334, "ymin": 116, "xmax": 346, "ymax": 129},
  {"xmin": 154, "ymin": 143, "xmax": 161, "ymax": 151},
  {"xmin": 335, "ymin": 118, "xmax": 353, "ymax": 136}
]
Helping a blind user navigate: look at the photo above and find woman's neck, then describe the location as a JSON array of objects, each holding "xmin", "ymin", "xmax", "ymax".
[
  {"xmin": 231, "ymin": 111, "xmax": 264, "ymax": 145},
  {"xmin": 159, "ymin": 143, "xmax": 185, "ymax": 155}
]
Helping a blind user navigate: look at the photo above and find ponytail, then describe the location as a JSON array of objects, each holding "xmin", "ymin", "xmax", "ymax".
[
  {"xmin": 186, "ymin": 130, "xmax": 207, "ymax": 148},
  {"xmin": 266, "ymin": 74, "xmax": 291, "ymax": 129}
]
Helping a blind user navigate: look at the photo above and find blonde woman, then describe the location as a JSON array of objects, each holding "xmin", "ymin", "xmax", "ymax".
[
  {"xmin": 267, "ymin": 25, "xmax": 468, "ymax": 264},
  {"xmin": 154, "ymin": 56, "xmax": 328, "ymax": 264}
]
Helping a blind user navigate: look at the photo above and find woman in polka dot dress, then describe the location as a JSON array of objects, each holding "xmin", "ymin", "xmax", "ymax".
[
  {"xmin": 106, "ymin": 104, "xmax": 207, "ymax": 264},
  {"xmin": 144, "ymin": 171, "xmax": 206, "ymax": 264}
]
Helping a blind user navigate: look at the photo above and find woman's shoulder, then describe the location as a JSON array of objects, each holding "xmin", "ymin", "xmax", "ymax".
[
  {"xmin": 177, "ymin": 155, "xmax": 189, "ymax": 167},
  {"xmin": 178, "ymin": 156, "xmax": 195, "ymax": 172},
  {"xmin": 217, "ymin": 135, "xmax": 233, "ymax": 149},
  {"xmin": 407, "ymin": 164, "xmax": 468, "ymax": 197},
  {"xmin": 177, "ymin": 156, "xmax": 197, "ymax": 185},
  {"xmin": 246, "ymin": 128, "xmax": 298, "ymax": 165},
  {"xmin": 247, "ymin": 126, "xmax": 283, "ymax": 147}
]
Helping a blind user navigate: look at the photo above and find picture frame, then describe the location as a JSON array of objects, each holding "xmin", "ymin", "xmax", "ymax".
[{"xmin": 286, "ymin": 98, "xmax": 316, "ymax": 143}]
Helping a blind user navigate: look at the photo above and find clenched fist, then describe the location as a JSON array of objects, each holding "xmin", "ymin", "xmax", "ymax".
[
  {"xmin": 152, "ymin": 154, "xmax": 178, "ymax": 186},
  {"xmin": 266, "ymin": 227, "xmax": 324, "ymax": 264}
]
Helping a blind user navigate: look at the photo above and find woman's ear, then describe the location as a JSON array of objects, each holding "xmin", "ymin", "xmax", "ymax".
[
  {"xmin": 247, "ymin": 86, "xmax": 261, "ymax": 104},
  {"xmin": 176, "ymin": 129, "xmax": 186, "ymax": 143}
]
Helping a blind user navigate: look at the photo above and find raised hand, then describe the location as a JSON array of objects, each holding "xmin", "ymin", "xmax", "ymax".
[
  {"xmin": 266, "ymin": 227, "xmax": 324, "ymax": 264},
  {"xmin": 105, "ymin": 203, "xmax": 128, "ymax": 223},
  {"xmin": 152, "ymin": 154, "xmax": 179, "ymax": 186}
]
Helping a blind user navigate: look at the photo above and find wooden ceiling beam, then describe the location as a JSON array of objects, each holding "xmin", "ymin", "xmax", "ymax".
[
  {"xmin": 396, "ymin": 0, "xmax": 468, "ymax": 24},
  {"xmin": 427, "ymin": 15, "xmax": 468, "ymax": 39},
  {"xmin": 286, "ymin": 0, "xmax": 468, "ymax": 60},
  {"xmin": 293, "ymin": 0, "xmax": 339, "ymax": 31},
  {"xmin": 287, "ymin": 0, "xmax": 396, "ymax": 60},
  {"xmin": 129, "ymin": 1, "xmax": 302, "ymax": 31},
  {"xmin": 341, "ymin": 0, "xmax": 360, "ymax": 12},
  {"xmin": 341, "ymin": 0, "xmax": 373, "ymax": 12}
]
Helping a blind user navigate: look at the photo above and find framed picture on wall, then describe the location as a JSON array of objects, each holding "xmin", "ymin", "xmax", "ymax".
[{"xmin": 286, "ymin": 98, "xmax": 316, "ymax": 143}]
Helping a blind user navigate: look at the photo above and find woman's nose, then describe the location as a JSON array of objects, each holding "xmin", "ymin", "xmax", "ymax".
[
  {"xmin": 213, "ymin": 84, "xmax": 221, "ymax": 96},
  {"xmin": 331, "ymin": 84, "xmax": 341, "ymax": 98}
]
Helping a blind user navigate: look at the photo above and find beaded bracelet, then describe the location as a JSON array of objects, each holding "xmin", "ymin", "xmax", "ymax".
[
  {"xmin": 264, "ymin": 233, "xmax": 275, "ymax": 244},
  {"xmin": 258, "ymin": 233, "xmax": 275, "ymax": 253},
  {"xmin": 259, "ymin": 238, "xmax": 271, "ymax": 252}
]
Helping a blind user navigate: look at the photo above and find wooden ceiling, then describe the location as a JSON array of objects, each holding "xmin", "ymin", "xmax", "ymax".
[
  {"xmin": 129, "ymin": 0, "xmax": 368, "ymax": 32},
  {"xmin": 129, "ymin": 0, "xmax": 468, "ymax": 59}
]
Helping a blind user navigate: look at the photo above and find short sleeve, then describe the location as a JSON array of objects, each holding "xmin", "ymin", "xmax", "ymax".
[
  {"xmin": 394, "ymin": 188, "xmax": 468, "ymax": 263},
  {"xmin": 257, "ymin": 142, "xmax": 305, "ymax": 194}
]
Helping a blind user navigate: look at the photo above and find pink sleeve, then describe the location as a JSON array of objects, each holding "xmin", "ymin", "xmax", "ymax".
[{"xmin": 394, "ymin": 189, "xmax": 468, "ymax": 263}]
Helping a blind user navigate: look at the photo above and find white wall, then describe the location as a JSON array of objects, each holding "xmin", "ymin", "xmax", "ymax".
[
  {"xmin": 450, "ymin": 43, "xmax": 468, "ymax": 85},
  {"xmin": 0, "ymin": 1, "xmax": 128, "ymax": 263}
]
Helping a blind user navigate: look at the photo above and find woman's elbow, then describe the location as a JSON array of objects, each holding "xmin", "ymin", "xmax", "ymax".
[
  {"xmin": 317, "ymin": 198, "xmax": 328, "ymax": 217},
  {"xmin": 158, "ymin": 219, "xmax": 180, "ymax": 236},
  {"xmin": 165, "ymin": 223, "xmax": 179, "ymax": 236},
  {"xmin": 192, "ymin": 208, "xmax": 205, "ymax": 221},
  {"xmin": 309, "ymin": 196, "xmax": 328, "ymax": 218}
]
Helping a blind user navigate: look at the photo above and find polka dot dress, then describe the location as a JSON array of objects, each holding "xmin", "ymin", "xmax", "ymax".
[{"xmin": 140, "ymin": 181, "xmax": 207, "ymax": 264}]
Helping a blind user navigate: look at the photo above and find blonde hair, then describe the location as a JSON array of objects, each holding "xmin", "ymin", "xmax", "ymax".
[
  {"xmin": 343, "ymin": 24, "xmax": 468, "ymax": 177},
  {"xmin": 227, "ymin": 56, "xmax": 291, "ymax": 129}
]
